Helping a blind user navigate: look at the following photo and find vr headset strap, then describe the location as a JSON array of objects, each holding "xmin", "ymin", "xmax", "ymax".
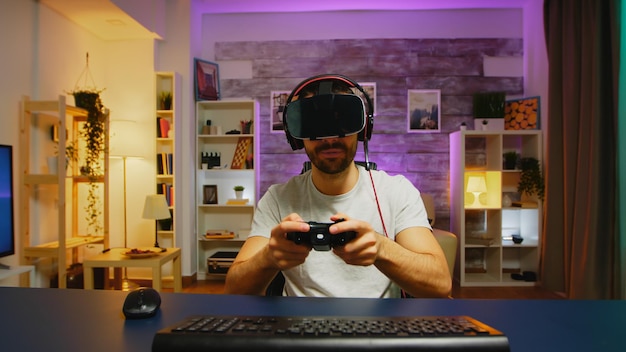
[{"xmin": 318, "ymin": 81, "xmax": 333, "ymax": 95}]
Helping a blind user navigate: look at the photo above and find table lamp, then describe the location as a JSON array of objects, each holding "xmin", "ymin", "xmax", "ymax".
[
  {"xmin": 466, "ymin": 175, "xmax": 487, "ymax": 207},
  {"xmin": 143, "ymin": 194, "xmax": 171, "ymax": 250}
]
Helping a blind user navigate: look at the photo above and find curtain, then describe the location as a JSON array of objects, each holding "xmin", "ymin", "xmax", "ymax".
[
  {"xmin": 542, "ymin": 0, "xmax": 621, "ymax": 299},
  {"xmin": 618, "ymin": 1, "xmax": 626, "ymax": 300}
]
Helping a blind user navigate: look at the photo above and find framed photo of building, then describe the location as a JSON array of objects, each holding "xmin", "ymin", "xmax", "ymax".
[
  {"xmin": 270, "ymin": 91, "xmax": 290, "ymax": 133},
  {"xmin": 203, "ymin": 185, "xmax": 218, "ymax": 204},
  {"xmin": 194, "ymin": 58, "xmax": 220, "ymax": 101},
  {"xmin": 407, "ymin": 89, "xmax": 441, "ymax": 133}
]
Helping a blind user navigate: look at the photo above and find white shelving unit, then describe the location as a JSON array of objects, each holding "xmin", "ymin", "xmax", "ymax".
[
  {"xmin": 450, "ymin": 130, "xmax": 543, "ymax": 287},
  {"xmin": 195, "ymin": 100, "xmax": 259, "ymax": 280},
  {"xmin": 155, "ymin": 72, "xmax": 181, "ymax": 248}
]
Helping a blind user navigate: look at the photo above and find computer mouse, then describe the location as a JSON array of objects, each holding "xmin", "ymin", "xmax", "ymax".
[{"xmin": 123, "ymin": 287, "xmax": 161, "ymax": 319}]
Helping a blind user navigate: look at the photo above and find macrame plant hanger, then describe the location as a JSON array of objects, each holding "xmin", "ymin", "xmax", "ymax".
[{"xmin": 73, "ymin": 52, "xmax": 100, "ymax": 92}]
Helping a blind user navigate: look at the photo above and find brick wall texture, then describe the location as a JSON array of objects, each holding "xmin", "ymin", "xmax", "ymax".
[{"xmin": 215, "ymin": 38, "xmax": 523, "ymax": 230}]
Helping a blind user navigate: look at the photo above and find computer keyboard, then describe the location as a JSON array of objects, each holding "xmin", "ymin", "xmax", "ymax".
[{"xmin": 152, "ymin": 315, "xmax": 510, "ymax": 351}]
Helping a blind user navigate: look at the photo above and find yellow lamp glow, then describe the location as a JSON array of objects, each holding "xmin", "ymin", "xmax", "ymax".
[{"xmin": 467, "ymin": 175, "xmax": 487, "ymax": 207}]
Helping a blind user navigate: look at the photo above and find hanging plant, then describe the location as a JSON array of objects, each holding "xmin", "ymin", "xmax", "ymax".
[
  {"xmin": 68, "ymin": 88, "xmax": 107, "ymax": 235},
  {"xmin": 66, "ymin": 53, "xmax": 107, "ymax": 235},
  {"xmin": 517, "ymin": 157, "xmax": 544, "ymax": 201},
  {"xmin": 71, "ymin": 89, "xmax": 106, "ymax": 175}
]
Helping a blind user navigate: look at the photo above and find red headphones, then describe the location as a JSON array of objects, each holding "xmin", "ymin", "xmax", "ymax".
[{"xmin": 283, "ymin": 74, "xmax": 375, "ymax": 150}]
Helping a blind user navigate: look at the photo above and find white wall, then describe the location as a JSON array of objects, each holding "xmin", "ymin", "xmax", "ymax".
[
  {"xmin": 201, "ymin": 9, "xmax": 524, "ymax": 59},
  {"xmin": 0, "ymin": 0, "xmax": 35, "ymax": 280},
  {"xmin": 0, "ymin": 0, "xmax": 155, "ymax": 285}
]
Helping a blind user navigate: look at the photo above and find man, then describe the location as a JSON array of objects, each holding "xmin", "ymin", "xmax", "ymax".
[{"xmin": 224, "ymin": 74, "xmax": 451, "ymax": 298}]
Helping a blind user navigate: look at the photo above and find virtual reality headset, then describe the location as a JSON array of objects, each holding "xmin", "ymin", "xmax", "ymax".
[{"xmin": 284, "ymin": 93, "xmax": 366, "ymax": 140}]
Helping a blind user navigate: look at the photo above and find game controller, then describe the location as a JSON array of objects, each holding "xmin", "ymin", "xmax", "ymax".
[{"xmin": 286, "ymin": 219, "xmax": 357, "ymax": 251}]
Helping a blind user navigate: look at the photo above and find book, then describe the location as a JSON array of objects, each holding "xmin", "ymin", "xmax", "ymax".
[
  {"xmin": 511, "ymin": 201, "xmax": 538, "ymax": 208},
  {"xmin": 158, "ymin": 117, "xmax": 170, "ymax": 138},
  {"xmin": 156, "ymin": 154, "xmax": 164, "ymax": 174},
  {"xmin": 161, "ymin": 153, "xmax": 168, "ymax": 175},
  {"xmin": 204, "ymin": 230, "xmax": 235, "ymax": 239},
  {"xmin": 226, "ymin": 198, "xmax": 249, "ymax": 205}
]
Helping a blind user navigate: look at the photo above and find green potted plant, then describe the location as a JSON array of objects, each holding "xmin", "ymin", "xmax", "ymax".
[
  {"xmin": 68, "ymin": 88, "xmax": 108, "ymax": 235},
  {"xmin": 518, "ymin": 157, "xmax": 544, "ymax": 201},
  {"xmin": 503, "ymin": 151, "xmax": 519, "ymax": 170},
  {"xmin": 233, "ymin": 185, "xmax": 245, "ymax": 199},
  {"xmin": 159, "ymin": 91, "xmax": 172, "ymax": 110}
]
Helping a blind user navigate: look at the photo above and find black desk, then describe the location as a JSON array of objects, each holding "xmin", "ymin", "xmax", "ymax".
[{"xmin": 1, "ymin": 287, "xmax": 624, "ymax": 351}]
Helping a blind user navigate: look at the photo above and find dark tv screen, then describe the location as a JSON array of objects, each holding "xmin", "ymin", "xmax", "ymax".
[{"xmin": 0, "ymin": 144, "xmax": 15, "ymax": 258}]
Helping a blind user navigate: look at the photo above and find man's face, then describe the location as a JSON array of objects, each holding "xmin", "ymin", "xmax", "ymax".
[{"xmin": 303, "ymin": 134, "xmax": 358, "ymax": 174}]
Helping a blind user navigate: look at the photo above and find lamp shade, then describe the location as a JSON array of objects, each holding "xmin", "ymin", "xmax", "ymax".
[
  {"xmin": 109, "ymin": 119, "xmax": 146, "ymax": 158},
  {"xmin": 142, "ymin": 194, "xmax": 171, "ymax": 220},
  {"xmin": 466, "ymin": 175, "xmax": 487, "ymax": 193}
]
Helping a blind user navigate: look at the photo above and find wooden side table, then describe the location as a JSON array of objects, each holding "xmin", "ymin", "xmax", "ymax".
[{"xmin": 83, "ymin": 248, "xmax": 182, "ymax": 292}]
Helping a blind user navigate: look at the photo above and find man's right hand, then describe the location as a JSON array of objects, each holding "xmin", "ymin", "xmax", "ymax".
[{"xmin": 267, "ymin": 213, "xmax": 312, "ymax": 270}]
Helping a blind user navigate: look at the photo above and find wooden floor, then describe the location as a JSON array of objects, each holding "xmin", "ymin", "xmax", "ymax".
[{"xmin": 175, "ymin": 279, "xmax": 565, "ymax": 299}]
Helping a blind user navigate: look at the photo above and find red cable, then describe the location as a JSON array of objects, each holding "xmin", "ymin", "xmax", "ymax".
[{"xmin": 368, "ymin": 169, "xmax": 388, "ymax": 238}]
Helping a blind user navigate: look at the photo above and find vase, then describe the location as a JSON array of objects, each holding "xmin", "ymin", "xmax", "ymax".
[
  {"xmin": 235, "ymin": 191, "xmax": 243, "ymax": 200},
  {"xmin": 47, "ymin": 156, "xmax": 58, "ymax": 175},
  {"xmin": 503, "ymin": 194, "xmax": 512, "ymax": 207},
  {"xmin": 241, "ymin": 122, "xmax": 252, "ymax": 134}
]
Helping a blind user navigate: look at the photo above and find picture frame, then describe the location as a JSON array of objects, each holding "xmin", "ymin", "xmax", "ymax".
[
  {"xmin": 50, "ymin": 124, "xmax": 61, "ymax": 142},
  {"xmin": 203, "ymin": 184, "xmax": 218, "ymax": 204},
  {"xmin": 194, "ymin": 58, "xmax": 220, "ymax": 101},
  {"xmin": 504, "ymin": 96, "xmax": 540, "ymax": 130},
  {"xmin": 357, "ymin": 82, "xmax": 377, "ymax": 117},
  {"xmin": 407, "ymin": 89, "xmax": 441, "ymax": 133},
  {"xmin": 270, "ymin": 91, "xmax": 290, "ymax": 133},
  {"xmin": 464, "ymin": 209, "xmax": 487, "ymax": 237}
]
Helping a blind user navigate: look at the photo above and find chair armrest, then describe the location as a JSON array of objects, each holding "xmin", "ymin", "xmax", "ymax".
[{"xmin": 432, "ymin": 229, "xmax": 457, "ymax": 277}]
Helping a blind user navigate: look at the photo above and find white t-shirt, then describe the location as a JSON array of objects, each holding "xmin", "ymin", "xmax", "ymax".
[{"xmin": 249, "ymin": 165, "xmax": 431, "ymax": 298}]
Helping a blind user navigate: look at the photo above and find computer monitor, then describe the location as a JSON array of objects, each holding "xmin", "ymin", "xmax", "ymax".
[{"xmin": 0, "ymin": 144, "xmax": 15, "ymax": 265}]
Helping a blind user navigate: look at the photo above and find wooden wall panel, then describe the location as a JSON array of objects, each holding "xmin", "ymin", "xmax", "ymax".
[{"xmin": 215, "ymin": 38, "xmax": 523, "ymax": 230}]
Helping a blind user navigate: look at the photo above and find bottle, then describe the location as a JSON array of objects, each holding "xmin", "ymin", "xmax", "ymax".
[{"xmin": 202, "ymin": 120, "xmax": 211, "ymax": 135}]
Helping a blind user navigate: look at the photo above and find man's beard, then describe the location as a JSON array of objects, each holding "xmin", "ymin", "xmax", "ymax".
[{"xmin": 305, "ymin": 140, "xmax": 357, "ymax": 175}]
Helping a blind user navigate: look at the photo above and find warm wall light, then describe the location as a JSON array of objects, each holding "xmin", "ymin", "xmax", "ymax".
[
  {"xmin": 109, "ymin": 120, "xmax": 145, "ymax": 291},
  {"xmin": 467, "ymin": 175, "xmax": 487, "ymax": 207},
  {"xmin": 142, "ymin": 194, "xmax": 171, "ymax": 250}
]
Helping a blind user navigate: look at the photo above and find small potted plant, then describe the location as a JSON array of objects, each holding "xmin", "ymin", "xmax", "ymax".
[
  {"xmin": 503, "ymin": 151, "xmax": 519, "ymax": 170},
  {"xmin": 233, "ymin": 185, "xmax": 245, "ymax": 199},
  {"xmin": 159, "ymin": 91, "xmax": 172, "ymax": 110}
]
